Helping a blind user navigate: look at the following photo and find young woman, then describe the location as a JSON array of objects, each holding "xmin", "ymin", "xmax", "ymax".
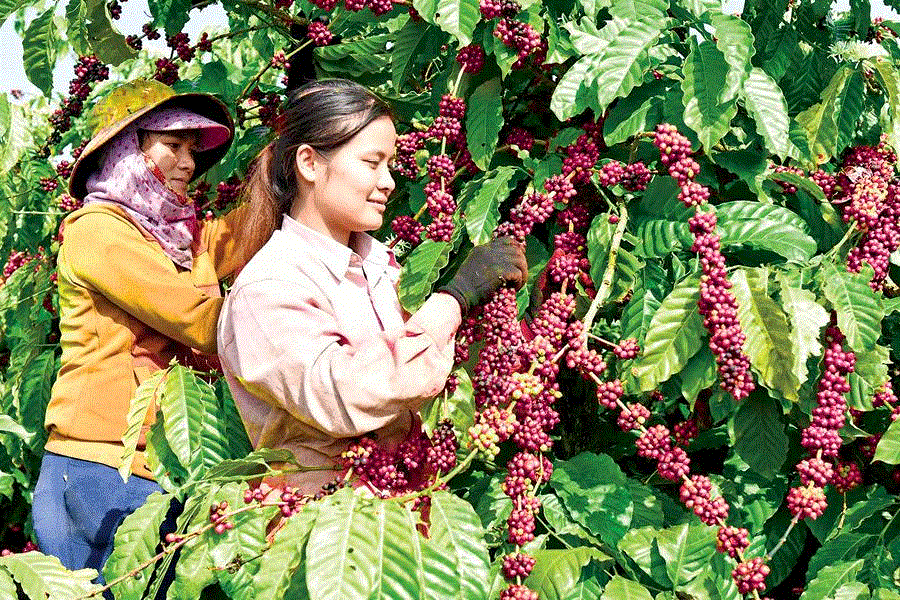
[
  {"xmin": 33, "ymin": 79, "xmax": 246, "ymax": 580},
  {"xmin": 217, "ymin": 79, "xmax": 528, "ymax": 495}
]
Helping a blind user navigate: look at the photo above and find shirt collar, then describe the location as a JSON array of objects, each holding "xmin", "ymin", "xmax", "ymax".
[{"xmin": 280, "ymin": 214, "xmax": 394, "ymax": 280}]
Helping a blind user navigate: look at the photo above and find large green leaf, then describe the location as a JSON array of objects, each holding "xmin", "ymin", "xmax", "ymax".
[
  {"xmin": 429, "ymin": 492, "xmax": 491, "ymax": 600},
  {"xmin": 392, "ymin": 21, "xmax": 434, "ymax": 91},
  {"xmin": 848, "ymin": 343, "xmax": 889, "ymax": 411},
  {"xmin": 618, "ymin": 527, "xmax": 671, "ymax": 586},
  {"xmin": 0, "ymin": 100, "xmax": 30, "ymax": 174},
  {"xmin": 682, "ymin": 39, "xmax": 737, "ymax": 151},
  {"xmin": 600, "ymin": 575, "xmax": 653, "ymax": 599},
  {"xmin": 742, "ymin": 67, "xmax": 791, "ymax": 158},
  {"xmin": 717, "ymin": 201, "xmax": 817, "ymax": 262},
  {"xmin": 680, "ymin": 347, "xmax": 717, "ymax": 406},
  {"xmin": 0, "ymin": 552, "xmax": 101, "ymax": 599},
  {"xmin": 655, "ymin": 523, "xmax": 718, "ymax": 586},
  {"xmin": 66, "ymin": 0, "xmax": 90, "ymax": 55},
  {"xmin": 800, "ymin": 560, "xmax": 865, "ymax": 600},
  {"xmin": 84, "ymin": 0, "xmax": 137, "ymax": 64},
  {"xmin": 412, "ymin": 0, "xmax": 479, "ymax": 45},
  {"xmin": 22, "ymin": 8, "xmax": 57, "ymax": 97},
  {"xmin": 632, "ymin": 275, "xmax": 704, "ymax": 392},
  {"xmin": 169, "ymin": 533, "xmax": 214, "ymax": 600},
  {"xmin": 466, "ymin": 78, "xmax": 504, "ymax": 170},
  {"xmin": 608, "ymin": 0, "xmax": 668, "ymax": 21},
  {"xmin": 148, "ymin": 0, "xmax": 190, "ymax": 34},
  {"xmin": 550, "ymin": 55, "xmax": 600, "ymax": 121},
  {"xmin": 619, "ymin": 284, "xmax": 661, "ymax": 350},
  {"xmin": 160, "ymin": 365, "xmax": 207, "ymax": 473},
  {"xmin": 594, "ymin": 14, "xmax": 667, "ymax": 114},
  {"xmin": 398, "ymin": 240, "xmax": 452, "ymax": 313},
  {"xmin": 463, "ymin": 167, "xmax": 519, "ymax": 245},
  {"xmin": 0, "ymin": 414, "xmax": 32, "ymax": 444},
  {"xmin": 875, "ymin": 418, "xmax": 900, "ymax": 465},
  {"xmin": 587, "ymin": 215, "xmax": 641, "ymax": 302},
  {"xmin": 835, "ymin": 71, "xmax": 865, "ymax": 155},
  {"xmin": 524, "ymin": 547, "xmax": 612, "ymax": 600},
  {"xmin": 253, "ymin": 503, "xmax": 320, "ymax": 600},
  {"xmin": 723, "ymin": 454, "xmax": 787, "ymax": 533},
  {"xmin": 729, "ymin": 393, "xmax": 788, "ymax": 478},
  {"xmin": 778, "ymin": 275, "xmax": 828, "ymax": 386},
  {"xmin": 763, "ymin": 509, "xmax": 807, "ymax": 588},
  {"xmin": 119, "ymin": 369, "xmax": 166, "ymax": 481},
  {"xmin": 0, "ymin": 569, "xmax": 14, "ymax": 599},
  {"xmin": 820, "ymin": 263, "xmax": 884, "ymax": 355},
  {"xmin": 0, "ymin": 0, "xmax": 30, "ymax": 26},
  {"xmin": 603, "ymin": 79, "xmax": 669, "ymax": 146},
  {"xmin": 872, "ymin": 61, "xmax": 900, "ymax": 150},
  {"xmin": 104, "ymin": 492, "xmax": 172, "ymax": 599},
  {"xmin": 710, "ymin": 14, "xmax": 754, "ymax": 103},
  {"xmin": 731, "ymin": 269, "xmax": 799, "ymax": 401},
  {"xmin": 549, "ymin": 453, "xmax": 633, "ymax": 547},
  {"xmin": 795, "ymin": 67, "xmax": 852, "ymax": 165}
]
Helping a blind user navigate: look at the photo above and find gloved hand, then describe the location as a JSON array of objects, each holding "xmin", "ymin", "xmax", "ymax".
[{"xmin": 438, "ymin": 237, "xmax": 528, "ymax": 312}]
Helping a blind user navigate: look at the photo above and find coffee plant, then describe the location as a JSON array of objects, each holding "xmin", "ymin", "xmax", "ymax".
[{"xmin": 2, "ymin": 0, "xmax": 900, "ymax": 597}]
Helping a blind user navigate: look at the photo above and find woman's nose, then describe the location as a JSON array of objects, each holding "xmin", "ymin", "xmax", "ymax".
[{"xmin": 378, "ymin": 165, "xmax": 395, "ymax": 196}]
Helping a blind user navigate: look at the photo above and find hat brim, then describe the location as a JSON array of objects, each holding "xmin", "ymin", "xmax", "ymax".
[{"xmin": 69, "ymin": 93, "xmax": 235, "ymax": 200}]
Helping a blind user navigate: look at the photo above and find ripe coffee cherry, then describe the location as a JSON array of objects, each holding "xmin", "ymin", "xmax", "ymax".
[
  {"xmin": 613, "ymin": 338, "xmax": 640, "ymax": 360},
  {"xmin": 636, "ymin": 424, "xmax": 671, "ymax": 460},
  {"xmin": 716, "ymin": 526, "xmax": 749, "ymax": 558},
  {"xmin": 391, "ymin": 215, "xmax": 424, "ymax": 246},
  {"xmin": 543, "ymin": 174, "xmax": 576, "ymax": 203},
  {"xmin": 439, "ymin": 95, "xmax": 466, "ymax": 121},
  {"xmin": 786, "ymin": 486, "xmax": 828, "ymax": 520},
  {"xmin": 653, "ymin": 123, "xmax": 691, "ymax": 166},
  {"xmin": 597, "ymin": 160, "xmax": 625, "ymax": 187},
  {"xmin": 830, "ymin": 461, "xmax": 862, "ymax": 493},
  {"xmin": 456, "ymin": 44, "xmax": 486, "ymax": 73},
  {"xmin": 656, "ymin": 447, "xmax": 690, "ymax": 481},
  {"xmin": 502, "ymin": 552, "xmax": 536, "ymax": 579},
  {"xmin": 505, "ymin": 127, "xmax": 535, "ymax": 151},
  {"xmin": 618, "ymin": 402, "xmax": 650, "ymax": 431},
  {"xmin": 596, "ymin": 379, "xmax": 624, "ymax": 410},
  {"xmin": 499, "ymin": 584, "xmax": 539, "ymax": 600},
  {"xmin": 622, "ymin": 162, "xmax": 652, "ymax": 191},
  {"xmin": 668, "ymin": 156, "xmax": 701, "ymax": 185},
  {"xmin": 732, "ymin": 558, "xmax": 770, "ymax": 595},
  {"xmin": 307, "ymin": 21, "xmax": 334, "ymax": 46},
  {"xmin": 672, "ymin": 419, "xmax": 698, "ymax": 446},
  {"xmin": 678, "ymin": 182, "xmax": 710, "ymax": 207},
  {"xmin": 426, "ymin": 419, "xmax": 458, "ymax": 473},
  {"xmin": 507, "ymin": 508, "xmax": 536, "ymax": 545}
]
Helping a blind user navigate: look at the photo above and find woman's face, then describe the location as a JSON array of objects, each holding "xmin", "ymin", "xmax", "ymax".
[
  {"xmin": 140, "ymin": 130, "xmax": 198, "ymax": 197},
  {"xmin": 296, "ymin": 115, "xmax": 397, "ymax": 246}
]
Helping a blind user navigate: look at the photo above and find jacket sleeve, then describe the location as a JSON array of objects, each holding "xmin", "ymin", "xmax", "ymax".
[
  {"xmin": 218, "ymin": 280, "xmax": 462, "ymax": 438},
  {"xmin": 199, "ymin": 202, "xmax": 251, "ymax": 280},
  {"xmin": 60, "ymin": 211, "xmax": 223, "ymax": 354}
]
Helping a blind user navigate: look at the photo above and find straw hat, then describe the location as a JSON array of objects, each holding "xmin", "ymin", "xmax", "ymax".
[{"xmin": 69, "ymin": 79, "xmax": 235, "ymax": 200}]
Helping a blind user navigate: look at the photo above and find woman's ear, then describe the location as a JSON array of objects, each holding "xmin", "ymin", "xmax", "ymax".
[{"xmin": 295, "ymin": 144, "xmax": 317, "ymax": 184}]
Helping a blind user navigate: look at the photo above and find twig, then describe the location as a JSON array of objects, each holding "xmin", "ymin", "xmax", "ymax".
[{"xmin": 582, "ymin": 209, "xmax": 628, "ymax": 331}]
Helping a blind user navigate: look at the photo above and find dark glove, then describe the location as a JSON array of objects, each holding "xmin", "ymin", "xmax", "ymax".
[{"xmin": 438, "ymin": 237, "xmax": 528, "ymax": 312}]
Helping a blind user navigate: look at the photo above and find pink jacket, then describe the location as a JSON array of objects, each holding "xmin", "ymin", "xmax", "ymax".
[{"xmin": 217, "ymin": 216, "xmax": 461, "ymax": 493}]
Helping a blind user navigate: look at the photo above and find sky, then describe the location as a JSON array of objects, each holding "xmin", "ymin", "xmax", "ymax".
[{"xmin": 1, "ymin": 0, "xmax": 899, "ymax": 97}]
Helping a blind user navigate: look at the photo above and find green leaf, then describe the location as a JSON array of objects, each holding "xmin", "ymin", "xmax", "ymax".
[
  {"xmin": 710, "ymin": 14, "xmax": 754, "ymax": 103},
  {"xmin": 429, "ymin": 492, "xmax": 491, "ymax": 600},
  {"xmin": 0, "ymin": 414, "xmax": 32, "ymax": 444},
  {"xmin": 800, "ymin": 560, "xmax": 865, "ymax": 600},
  {"xmin": 796, "ymin": 67, "xmax": 852, "ymax": 164},
  {"xmin": 551, "ymin": 55, "xmax": 600, "ymax": 121},
  {"xmin": 169, "ymin": 534, "xmax": 214, "ymax": 599},
  {"xmin": 875, "ymin": 418, "xmax": 900, "ymax": 464},
  {"xmin": 618, "ymin": 527, "xmax": 671, "ymax": 586},
  {"xmin": 625, "ymin": 479, "xmax": 664, "ymax": 529},
  {"xmin": 392, "ymin": 21, "xmax": 433, "ymax": 91},
  {"xmin": 655, "ymin": 523, "xmax": 717, "ymax": 586},
  {"xmin": 412, "ymin": 0, "xmax": 479, "ymax": 45},
  {"xmin": 119, "ymin": 369, "xmax": 166, "ymax": 481},
  {"xmin": 835, "ymin": 71, "xmax": 865, "ymax": 155},
  {"xmin": 22, "ymin": 8, "xmax": 57, "ymax": 97},
  {"xmin": 524, "ymin": 547, "xmax": 612, "ymax": 600},
  {"xmin": 729, "ymin": 393, "xmax": 788, "ymax": 478},
  {"xmin": 717, "ymin": 201, "xmax": 817, "ymax": 262},
  {"xmin": 632, "ymin": 274, "xmax": 704, "ymax": 392},
  {"xmin": 763, "ymin": 509, "xmax": 807, "ymax": 588},
  {"xmin": 148, "ymin": 0, "xmax": 190, "ymax": 34},
  {"xmin": 778, "ymin": 275, "xmax": 828, "ymax": 386},
  {"xmin": 620, "ymin": 284, "xmax": 662, "ymax": 351},
  {"xmin": 84, "ymin": 0, "xmax": 137, "ymax": 64},
  {"xmin": 681, "ymin": 39, "xmax": 737, "ymax": 151},
  {"xmin": 820, "ymin": 263, "xmax": 884, "ymax": 355},
  {"xmin": 742, "ymin": 67, "xmax": 791, "ymax": 158},
  {"xmin": 603, "ymin": 79, "xmax": 669, "ymax": 146},
  {"xmin": 0, "ymin": 569, "xmax": 14, "ymax": 600},
  {"xmin": 398, "ymin": 240, "xmax": 452, "ymax": 313},
  {"xmin": 463, "ymin": 167, "xmax": 519, "ymax": 245},
  {"xmin": 723, "ymin": 454, "xmax": 788, "ymax": 533},
  {"xmin": 680, "ymin": 347, "xmax": 717, "ymax": 407},
  {"xmin": 66, "ymin": 0, "xmax": 90, "ymax": 55},
  {"xmin": 466, "ymin": 78, "xmax": 504, "ymax": 170},
  {"xmin": 594, "ymin": 14, "xmax": 667, "ymax": 114},
  {"xmin": 849, "ymin": 344, "xmax": 890, "ymax": 411},
  {"xmin": 871, "ymin": 61, "xmax": 900, "ymax": 150},
  {"xmin": 549, "ymin": 453, "xmax": 633, "ymax": 547},
  {"xmin": 731, "ymin": 269, "xmax": 799, "ymax": 401},
  {"xmin": 0, "ymin": 552, "xmax": 101, "ymax": 599},
  {"xmin": 159, "ymin": 365, "xmax": 207, "ymax": 473},
  {"xmin": 600, "ymin": 574, "xmax": 653, "ymax": 600},
  {"xmin": 104, "ymin": 492, "xmax": 172, "ymax": 599},
  {"xmin": 767, "ymin": 170, "xmax": 827, "ymax": 202},
  {"xmin": 833, "ymin": 582, "xmax": 872, "ymax": 600},
  {"xmin": 253, "ymin": 503, "xmax": 319, "ymax": 600}
]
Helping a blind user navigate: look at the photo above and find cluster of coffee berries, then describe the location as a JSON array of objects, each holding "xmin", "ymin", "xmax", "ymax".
[
  {"xmin": 479, "ymin": 0, "xmax": 520, "ymax": 18},
  {"xmin": 46, "ymin": 55, "xmax": 109, "ymax": 147},
  {"xmin": 215, "ymin": 177, "xmax": 242, "ymax": 210},
  {"xmin": 732, "ymin": 557, "xmax": 770, "ymax": 595},
  {"xmin": 561, "ymin": 134, "xmax": 600, "ymax": 184},
  {"xmin": 494, "ymin": 18, "xmax": 546, "ymax": 69},
  {"xmin": 153, "ymin": 58, "xmax": 179, "ymax": 85},
  {"xmin": 243, "ymin": 87, "xmax": 282, "ymax": 129},
  {"xmin": 167, "ymin": 32, "xmax": 195, "ymax": 62},
  {"xmin": 307, "ymin": 20, "xmax": 334, "ymax": 46},
  {"xmin": 505, "ymin": 127, "xmax": 535, "ymax": 152},
  {"xmin": 343, "ymin": 0, "xmax": 393, "ymax": 14},
  {"xmin": 208, "ymin": 501, "xmax": 234, "ymax": 534},
  {"xmin": 2, "ymin": 249, "xmax": 43, "ymax": 281},
  {"xmin": 456, "ymin": 44, "xmax": 486, "ymax": 74},
  {"xmin": 651, "ymin": 124, "xmax": 755, "ymax": 401}
]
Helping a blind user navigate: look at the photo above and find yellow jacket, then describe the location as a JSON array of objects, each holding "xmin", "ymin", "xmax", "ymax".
[{"xmin": 44, "ymin": 202, "xmax": 247, "ymax": 479}]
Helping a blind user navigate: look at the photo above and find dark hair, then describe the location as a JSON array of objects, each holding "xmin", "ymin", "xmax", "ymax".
[{"xmin": 241, "ymin": 79, "xmax": 393, "ymax": 259}]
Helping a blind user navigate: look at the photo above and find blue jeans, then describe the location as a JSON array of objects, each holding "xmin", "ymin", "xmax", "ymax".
[{"xmin": 32, "ymin": 452, "xmax": 165, "ymax": 585}]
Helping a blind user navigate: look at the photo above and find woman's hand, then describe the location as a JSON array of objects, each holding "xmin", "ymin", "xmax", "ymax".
[{"xmin": 438, "ymin": 237, "xmax": 528, "ymax": 312}]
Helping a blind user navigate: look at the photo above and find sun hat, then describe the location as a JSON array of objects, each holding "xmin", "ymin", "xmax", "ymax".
[{"xmin": 69, "ymin": 79, "xmax": 235, "ymax": 200}]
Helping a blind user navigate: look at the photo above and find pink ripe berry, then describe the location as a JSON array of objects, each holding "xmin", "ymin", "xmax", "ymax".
[
  {"xmin": 565, "ymin": 344, "xmax": 606, "ymax": 378},
  {"xmin": 716, "ymin": 525, "xmax": 749, "ymax": 558},
  {"xmin": 732, "ymin": 557, "xmax": 770, "ymax": 595},
  {"xmin": 636, "ymin": 424, "xmax": 672, "ymax": 460},
  {"xmin": 679, "ymin": 474, "xmax": 712, "ymax": 508},
  {"xmin": 425, "ymin": 213, "xmax": 454, "ymax": 242},
  {"xmin": 502, "ymin": 552, "xmax": 536, "ymax": 580},
  {"xmin": 787, "ymin": 486, "xmax": 828, "ymax": 520},
  {"xmin": 427, "ymin": 116, "xmax": 462, "ymax": 143},
  {"xmin": 597, "ymin": 160, "xmax": 625, "ymax": 187},
  {"xmin": 439, "ymin": 94, "xmax": 466, "ymax": 121},
  {"xmin": 307, "ymin": 21, "xmax": 334, "ymax": 46},
  {"xmin": 669, "ymin": 156, "xmax": 701, "ymax": 185},
  {"xmin": 694, "ymin": 495, "xmax": 729, "ymax": 526},
  {"xmin": 613, "ymin": 338, "xmax": 640, "ymax": 360},
  {"xmin": 657, "ymin": 447, "xmax": 690, "ymax": 481},
  {"xmin": 678, "ymin": 182, "xmax": 710, "ymax": 207},
  {"xmin": 801, "ymin": 426, "xmax": 843, "ymax": 457},
  {"xmin": 507, "ymin": 508, "xmax": 536, "ymax": 545},
  {"xmin": 688, "ymin": 210, "xmax": 717, "ymax": 235},
  {"xmin": 653, "ymin": 123, "xmax": 692, "ymax": 166},
  {"xmin": 505, "ymin": 127, "xmax": 534, "ymax": 151},
  {"xmin": 479, "ymin": 0, "xmax": 520, "ymax": 19},
  {"xmin": 673, "ymin": 419, "xmax": 698, "ymax": 446},
  {"xmin": 622, "ymin": 162, "xmax": 652, "ymax": 191},
  {"xmin": 596, "ymin": 379, "xmax": 624, "ymax": 410},
  {"xmin": 618, "ymin": 402, "xmax": 650, "ymax": 431},
  {"xmin": 391, "ymin": 215, "xmax": 424, "ymax": 246},
  {"xmin": 499, "ymin": 584, "xmax": 539, "ymax": 600},
  {"xmin": 543, "ymin": 174, "xmax": 576, "ymax": 203},
  {"xmin": 365, "ymin": 0, "xmax": 393, "ymax": 15},
  {"xmin": 426, "ymin": 154, "xmax": 455, "ymax": 180},
  {"xmin": 796, "ymin": 457, "xmax": 835, "ymax": 488},
  {"xmin": 456, "ymin": 44, "xmax": 486, "ymax": 74},
  {"xmin": 830, "ymin": 461, "xmax": 863, "ymax": 493}
]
